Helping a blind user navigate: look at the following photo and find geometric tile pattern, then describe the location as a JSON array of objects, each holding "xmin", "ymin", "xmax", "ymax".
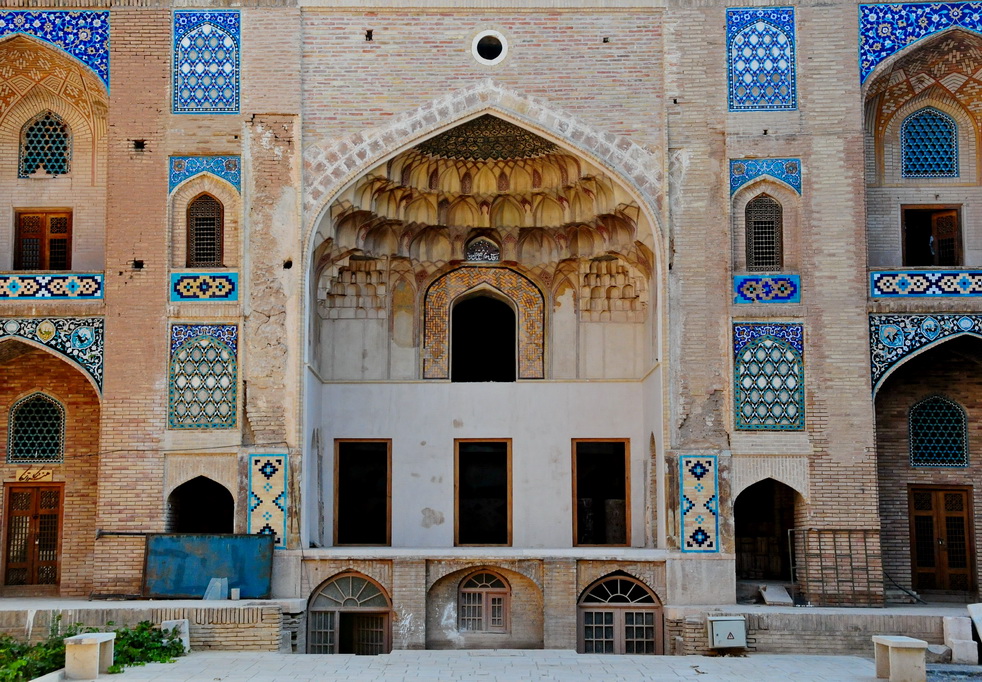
[
  {"xmin": 733, "ymin": 274, "xmax": 801, "ymax": 303},
  {"xmin": 0, "ymin": 273, "xmax": 103, "ymax": 299},
  {"xmin": 909, "ymin": 395, "xmax": 968, "ymax": 467},
  {"xmin": 173, "ymin": 10, "xmax": 240, "ymax": 114},
  {"xmin": 7, "ymin": 393, "xmax": 65, "ymax": 463},
  {"xmin": 248, "ymin": 454, "xmax": 287, "ymax": 549},
  {"xmin": 170, "ymin": 273, "xmax": 238, "ymax": 302},
  {"xmin": 734, "ymin": 323, "xmax": 804, "ymax": 430},
  {"xmin": 0, "ymin": 11, "xmax": 110, "ymax": 87},
  {"xmin": 901, "ymin": 108, "xmax": 958, "ymax": 178},
  {"xmin": 169, "ymin": 155, "xmax": 241, "ymax": 193},
  {"xmin": 0, "ymin": 317, "xmax": 104, "ymax": 390},
  {"xmin": 730, "ymin": 158, "xmax": 802, "ymax": 195},
  {"xmin": 680, "ymin": 455, "xmax": 719, "ymax": 553},
  {"xmin": 870, "ymin": 314, "xmax": 982, "ymax": 393},
  {"xmin": 422, "ymin": 267, "xmax": 544, "ymax": 379},
  {"xmin": 168, "ymin": 324, "xmax": 237, "ymax": 429},
  {"xmin": 726, "ymin": 7, "xmax": 797, "ymax": 111},
  {"xmin": 860, "ymin": 2, "xmax": 982, "ymax": 83},
  {"xmin": 871, "ymin": 271, "xmax": 982, "ymax": 297},
  {"xmin": 19, "ymin": 111, "xmax": 71, "ymax": 178}
]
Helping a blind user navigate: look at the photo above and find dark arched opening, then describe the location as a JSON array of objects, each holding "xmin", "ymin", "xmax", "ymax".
[
  {"xmin": 451, "ymin": 295, "xmax": 516, "ymax": 382},
  {"xmin": 734, "ymin": 478, "xmax": 795, "ymax": 581},
  {"xmin": 166, "ymin": 476, "xmax": 234, "ymax": 533}
]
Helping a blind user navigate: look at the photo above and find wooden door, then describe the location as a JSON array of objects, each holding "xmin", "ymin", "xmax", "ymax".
[
  {"xmin": 931, "ymin": 209, "xmax": 961, "ymax": 266},
  {"xmin": 4, "ymin": 485, "xmax": 61, "ymax": 586},
  {"xmin": 910, "ymin": 487, "xmax": 974, "ymax": 593},
  {"xmin": 14, "ymin": 211, "xmax": 72, "ymax": 270}
]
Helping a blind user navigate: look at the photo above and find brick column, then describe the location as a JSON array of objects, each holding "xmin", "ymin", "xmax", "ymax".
[
  {"xmin": 390, "ymin": 560, "xmax": 426, "ymax": 650},
  {"xmin": 543, "ymin": 559, "xmax": 577, "ymax": 649}
]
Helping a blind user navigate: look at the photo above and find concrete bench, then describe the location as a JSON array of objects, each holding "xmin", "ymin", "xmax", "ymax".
[
  {"xmin": 872, "ymin": 635, "xmax": 928, "ymax": 682},
  {"xmin": 64, "ymin": 631, "xmax": 115, "ymax": 680}
]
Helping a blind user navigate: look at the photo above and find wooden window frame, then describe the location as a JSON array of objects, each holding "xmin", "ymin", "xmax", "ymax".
[
  {"xmin": 901, "ymin": 204, "xmax": 963, "ymax": 267},
  {"xmin": 572, "ymin": 439, "xmax": 631, "ymax": 547},
  {"xmin": 333, "ymin": 439, "xmax": 392, "ymax": 547},
  {"xmin": 2, "ymin": 482, "xmax": 65, "ymax": 588},
  {"xmin": 454, "ymin": 439, "xmax": 512, "ymax": 547},
  {"xmin": 186, "ymin": 192, "xmax": 225, "ymax": 267},
  {"xmin": 576, "ymin": 575, "xmax": 662, "ymax": 655},
  {"xmin": 13, "ymin": 210, "xmax": 72, "ymax": 271},
  {"xmin": 457, "ymin": 570, "xmax": 510, "ymax": 633}
]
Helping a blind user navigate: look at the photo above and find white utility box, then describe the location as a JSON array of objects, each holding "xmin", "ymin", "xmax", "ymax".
[{"xmin": 707, "ymin": 615, "xmax": 747, "ymax": 648}]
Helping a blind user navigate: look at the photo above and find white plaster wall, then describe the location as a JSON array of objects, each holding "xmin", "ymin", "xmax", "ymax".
[{"xmin": 318, "ymin": 380, "xmax": 651, "ymax": 549}]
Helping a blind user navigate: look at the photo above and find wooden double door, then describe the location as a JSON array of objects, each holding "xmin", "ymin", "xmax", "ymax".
[
  {"xmin": 3, "ymin": 485, "xmax": 62, "ymax": 587},
  {"xmin": 909, "ymin": 487, "xmax": 975, "ymax": 595}
]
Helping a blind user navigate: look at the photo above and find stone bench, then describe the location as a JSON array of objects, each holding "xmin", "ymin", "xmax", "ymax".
[
  {"xmin": 64, "ymin": 631, "xmax": 115, "ymax": 680},
  {"xmin": 872, "ymin": 635, "xmax": 928, "ymax": 682}
]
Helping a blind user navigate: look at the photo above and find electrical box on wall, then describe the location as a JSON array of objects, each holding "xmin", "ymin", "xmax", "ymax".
[{"xmin": 707, "ymin": 616, "xmax": 747, "ymax": 648}]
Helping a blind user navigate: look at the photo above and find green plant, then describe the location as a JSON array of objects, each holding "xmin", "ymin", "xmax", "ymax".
[{"xmin": 108, "ymin": 621, "xmax": 185, "ymax": 672}]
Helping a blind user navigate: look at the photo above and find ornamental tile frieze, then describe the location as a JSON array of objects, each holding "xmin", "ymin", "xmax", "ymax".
[
  {"xmin": 169, "ymin": 156, "xmax": 241, "ymax": 193},
  {"xmin": 871, "ymin": 271, "xmax": 982, "ymax": 297},
  {"xmin": 170, "ymin": 273, "xmax": 238, "ymax": 301},
  {"xmin": 733, "ymin": 275, "xmax": 800, "ymax": 304},
  {"xmin": 0, "ymin": 317, "xmax": 104, "ymax": 390},
  {"xmin": 870, "ymin": 314, "xmax": 982, "ymax": 391},
  {"xmin": 730, "ymin": 158, "xmax": 801, "ymax": 195},
  {"xmin": 0, "ymin": 11, "xmax": 110, "ymax": 87},
  {"xmin": 726, "ymin": 7, "xmax": 797, "ymax": 111},
  {"xmin": 0, "ymin": 273, "xmax": 103, "ymax": 300},
  {"xmin": 680, "ymin": 455, "xmax": 720, "ymax": 553}
]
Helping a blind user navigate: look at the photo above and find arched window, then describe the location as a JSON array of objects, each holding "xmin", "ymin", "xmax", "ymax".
[
  {"xmin": 168, "ymin": 334, "xmax": 236, "ymax": 429},
  {"xmin": 459, "ymin": 571, "xmax": 510, "ymax": 632},
  {"xmin": 19, "ymin": 111, "xmax": 71, "ymax": 178},
  {"xmin": 7, "ymin": 393, "xmax": 65, "ymax": 463},
  {"xmin": 173, "ymin": 21, "xmax": 239, "ymax": 113},
  {"xmin": 307, "ymin": 573, "xmax": 392, "ymax": 654},
  {"xmin": 451, "ymin": 295, "xmax": 516, "ymax": 382},
  {"xmin": 166, "ymin": 476, "xmax": 234, "ymax": 533},
  {"xmin": 465, "ymin": 237, "xmax": 500, "ymax": 262},
  {"xmin": 578, "ymin": 575, "xmax": 662, "ymax": 654},
  {"xmin": 909, "ymin": 395, "xmax": 968, "ymax": 467},
  {"xmin": 734, "ymin": 331, "xmax": 804, "ymax": 431},
  {"xmin": 745, "ymin": 195, "xmax": 783, "ymax": 271},
  {"xmin": 187, "ymin": 194, "xmax": 224, "ymax": 267},
  {"xmin": 902, "ymin": 107, "xmax": 958, "ymax": 178}
]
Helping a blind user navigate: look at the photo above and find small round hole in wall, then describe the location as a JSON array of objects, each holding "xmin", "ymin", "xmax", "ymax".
[{"xmin": 472, "ymin": 30, "xmax": 507, "ymax": 66}]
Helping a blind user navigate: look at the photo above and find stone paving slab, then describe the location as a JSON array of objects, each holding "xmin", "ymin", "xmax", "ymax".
[{"xmin": 94, "ymin": 650, "xmax": 883, "ymax": 682}]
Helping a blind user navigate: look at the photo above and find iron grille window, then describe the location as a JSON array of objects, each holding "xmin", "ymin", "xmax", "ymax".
[
  {"xmin": 735, "ymin": 335, "xmax": 804, "ymax": 430},
  {"xmin": 168, "ymin": 335, "xmax": 236, "ymax": 429},
  {"xmin": 19, "ymin": 112, "xmax": 72, "ymax": 178},
  {"xmin": 187, "ymin": 194, "xmax": 224, "ymax": 267},
  {"xmin": 909, "ymin": 395, "xmax": 968, "ymax": 467},
  {"xmin": 902, "ymin": 108, "xmax": 958, "ymax": 178},
  {"xmin": 745, "ymin": 195, "xmax": 783, "ymax": 271},
  {"xmin": 7, "ymin": 394, "xmax": 65, "ymax": 463},
  {"xmin": 458, "ymin": 571, "xmax": 509, "ymax": 632}
]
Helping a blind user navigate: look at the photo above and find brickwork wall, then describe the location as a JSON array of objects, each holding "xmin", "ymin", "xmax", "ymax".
[
  {"xmin": 875, "ymin": 336, "xmax": 982, "ymax": 596},
  {"xmin": 0, "ymin": 349, "xmax": 99, "ymax": 596}
]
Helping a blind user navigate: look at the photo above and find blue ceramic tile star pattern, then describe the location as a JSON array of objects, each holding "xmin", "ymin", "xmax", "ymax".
[{"xmin": 727, "ymin": 7, "xmax": 797, "ymax": 111}]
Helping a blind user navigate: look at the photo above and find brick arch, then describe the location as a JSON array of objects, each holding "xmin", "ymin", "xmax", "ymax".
[
  {"xmin": 422, "ymin": 266, "xmax": 544, "ymax": 380},
  {"xmin": 304, "ymin": 80, "xmax": 664, "ymax": 264}
]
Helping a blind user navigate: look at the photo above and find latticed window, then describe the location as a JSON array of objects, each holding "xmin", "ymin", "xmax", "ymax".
[
  {"xmin": 735, "ymin": 335, "xmax": 803, "ymax": 430},
  {"xmin": 578, "ymin": 576, "xmax": 661, "ymax": 655},
  {"xmin": 7, "ymin": 394, "xmax": 65, "ymax": 463},
  {"xmin": 465, "ymin": 237, "xmax": 500, "ymax": 262},
  {"xmin": 14, "ymin": 212, "xmax": 72, "ymax": 270},
  {"xmin": 169, "ymin": 334, "xmax": 236, "ymax": 428},
  {"xmin": 187, "ymin": 194, "xmax": 224, "ymax": 267},
  {"xmin": 307, "ymin": 573, "xmax": 391, "ymax": 655},
  {"xmin": 902, "ymin": 108, "xmax": 958, "ymax": 178},
  {"xmin": 909, "ymin": 396, "xmax": 967, "ymax": 467},
  {"xmin": 19, "ymin": 112, "xmax": 71, "ymax": 178},
  {"xmin": 458, "ymin": 571, "xmax": 509, "ymax": 632},
  {"xmin": 173, "ymin": 20, "xmax": 239, "ymax": 113},
  {"xmin": 745, "ymin": 195, "xmax": 783, "ymax": 271}
]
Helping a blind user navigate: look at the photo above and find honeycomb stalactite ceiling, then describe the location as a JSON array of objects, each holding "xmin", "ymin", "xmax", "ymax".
[{"xmin": 325, "ymin": 115, "xmax": 649, "ymax": 262}]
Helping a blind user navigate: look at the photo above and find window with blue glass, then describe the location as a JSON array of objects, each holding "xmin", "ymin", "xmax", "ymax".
[
  {"xmin": 909, "ymin": 395, "xmax": 967, "ymax": 467},
  {"xmin": 173, "ymin": 11, "xmax": 240, "ymax": 114},
  {"xmin": 19, "ymin": 111, "xmax": 71, "ymax": 178},
  {"xmin": 902, "ymin": 108, "xmax": 958, "ymax": 179},
  {"xmin": 726, "ymin": 7, "xmax": 797, "ymax": 111}
]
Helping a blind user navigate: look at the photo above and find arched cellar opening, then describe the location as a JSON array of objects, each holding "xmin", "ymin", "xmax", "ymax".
[
  {"xmin": 307, "ymin": 572, "xmax": 392, "ymax": 654},
  {"xmin": 166, "ymin": 476, "xmax": 234, "ymax": 534},
  {"xmin": 875, "ymin": 335, "xmax": 982, "ymax": 601},
  {"xmin": 451, "ymin": 294, "xmax": 516, "ymax": 382},
  {"xmin": 734, "ymin": 479, "xmax": 796, "ymax": 584},
  {"xmin": 576, "ymin": 573, "xmax": 663, "ymax": 655}
]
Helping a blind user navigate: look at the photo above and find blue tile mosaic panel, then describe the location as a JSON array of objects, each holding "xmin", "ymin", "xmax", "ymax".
[
  {"xmin": 909, "ymin": 395, "xmax": 968, "ymax": 467},
  {"xmin": 170, "ymin": 273, "xmax": 238, "ymax": 302},
  {"xmin": 168, "ymin": 324, "xmax": 237, "ymax": 429},
  {"xmin": 734, "ymin": 323, "xmax": 804, "ymax": 430},
  {"xmin": 0, "ymin": 11, "xmax": 110, "ymax": 88},
  {"xmin": 871, "ymin": 314, "xmax": 982, "ymax": 392},
  {"xmin": 0, "ymin": 273, "xmax": 103, "ymax": 300},
  {"xmin": 680, "ymin": 455, "xmax": 719, "ymax": 553},
  {"xmin": 734, "ymin": 275, "xmax": 800, "ymax": 303},
  {"xmin": 0, "ymin": 317, "xmax": 103, "ymax": 390},
  {"xmin": 860, "ymin": 3, "xmax": 982, "ymax": 83},
  {"xmin": 871, "ymin": 271, "xmax": 982, "ymax": 297},
  {"xmin": 901, "ymin": 108, "xmax": 958, "ymax": 178},
  {"xmin": 169, "ymin": 156, "xmax": 241, "ymax": 193},
  {"xmin": 249, "ymin": 454, "xmax": 287, "ymax": 549},
  {"xmin": 730, "ymin": 158, "xmax": 801, "ymax": 195},
  {"xmin": 726, "ymin": 7, "xmax": 797, "ymax": 111},
  {"xmin": 173, "ymin": 11, "xmax": 240, "ymax": 114}
]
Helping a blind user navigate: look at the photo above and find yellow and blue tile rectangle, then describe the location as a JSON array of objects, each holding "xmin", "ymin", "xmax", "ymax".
[
  {"xmin": 170, "ymin": 272, "xmax": 238, "ymax": 301},
  {"xmin": 249, "ymin": 454, "xmax": 287, "ymax": 549},
  {"xmin": 680, "ymin": 455, "xmax": 719, "ymax": 553}
]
